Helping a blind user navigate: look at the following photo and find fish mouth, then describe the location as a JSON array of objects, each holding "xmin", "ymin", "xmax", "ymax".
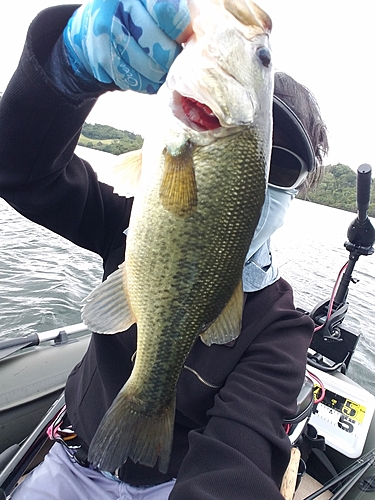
[
  {"xmin": 180, "ymin": 96, "xmax": 221, "ymax": 131},
  {"xmin": 170, "ymin": 92, "xmax": 222, "ymax": 131}
]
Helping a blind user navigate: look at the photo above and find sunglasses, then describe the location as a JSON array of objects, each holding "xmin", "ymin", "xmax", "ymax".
[{"xmin": 268, "ymin": 146, "xmax": 309, "ymax": 190}]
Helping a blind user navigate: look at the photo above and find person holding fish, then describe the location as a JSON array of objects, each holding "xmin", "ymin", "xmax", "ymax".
[{"xmin": 0, "ymin": 0, "xmax": 328, "ymax": 498}]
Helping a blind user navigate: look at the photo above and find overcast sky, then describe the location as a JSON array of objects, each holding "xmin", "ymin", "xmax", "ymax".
[{"xmin": 1, "ymin": 0, "xmax": 374, "ymax": 173}]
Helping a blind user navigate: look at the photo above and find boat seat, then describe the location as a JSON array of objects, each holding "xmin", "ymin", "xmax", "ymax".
[{"xmin": 284, "ymin": 376, "xmax": 314, "ymax": 425}]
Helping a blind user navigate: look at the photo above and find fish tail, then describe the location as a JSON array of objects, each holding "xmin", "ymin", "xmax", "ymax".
[{"xmin": 88, "ymin": 390, "xmax": 175, "ymax": 474}]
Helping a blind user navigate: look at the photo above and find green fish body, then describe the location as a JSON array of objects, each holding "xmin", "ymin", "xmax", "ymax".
[{"xmin": 83, "ymin": 0, "xmax": 274, "ymax": 474}]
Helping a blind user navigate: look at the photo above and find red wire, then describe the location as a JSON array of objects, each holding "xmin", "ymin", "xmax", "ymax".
[
  {"xmin": 313, "ymin": 261, "xmax": 349, "ymax": 333},
  {"xmin": 307, "ymin": 370, "xmax": 326, "ymax": 404}
]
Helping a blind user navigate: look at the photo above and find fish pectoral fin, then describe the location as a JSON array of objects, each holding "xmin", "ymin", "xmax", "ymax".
[
  {"xmin": 109, "ymin": 149, "xmax": 143, "ymax": 197},
  {"xmin": 81, "ymin": 263, "xmax": 136, "ymax": 334},
  {"xmin": 200, "ymin": 281, "xmax": 244, "ymax": 346},
  {"xmin": 160, "ymin": 142, "xmax": 197, "ymax": 217}
]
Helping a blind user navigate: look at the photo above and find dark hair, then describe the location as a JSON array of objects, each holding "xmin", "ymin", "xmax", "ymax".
[{"xmin": 274, "ymin": 71, "xmax": 329, "ymax": 190}]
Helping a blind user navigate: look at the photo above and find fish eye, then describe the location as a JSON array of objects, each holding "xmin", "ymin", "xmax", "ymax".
[{"xmin": 256, "ymin": 46, "xmax": 271, "ymax": 68}]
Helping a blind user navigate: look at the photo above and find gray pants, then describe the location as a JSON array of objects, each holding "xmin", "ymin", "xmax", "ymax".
[{"xmin": 10, "ymin": 443, "xmax": 176, "ymax": 499}]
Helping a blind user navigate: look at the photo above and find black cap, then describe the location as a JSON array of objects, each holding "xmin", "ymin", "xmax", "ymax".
[{"xmin": 273, "ymin": 95, "xmax": 316, "ymax": 172}]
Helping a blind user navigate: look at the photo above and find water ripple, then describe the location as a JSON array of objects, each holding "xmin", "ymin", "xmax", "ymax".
[
  {"xmin": 0, "ymin": 198, "xmax": 102, "ymax": 338},
  {"xmin": 1, "ymin": 198, "xmax": 374, "ymax": 394}
]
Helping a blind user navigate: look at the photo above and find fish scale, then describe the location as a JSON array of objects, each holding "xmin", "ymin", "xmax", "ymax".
[{"xmin": 129, "ymin": 130, "xmax": 265, "ymax": 322}]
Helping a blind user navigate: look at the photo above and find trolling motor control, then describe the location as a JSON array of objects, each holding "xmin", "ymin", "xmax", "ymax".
[
  {"xmin": 345, "ymin": 163, "xmax": 375, "ymax": 255},
  {"xmin": 308, "ymin": 164, "xmax": 374, "ymax": 371},
  {"xmin": 335, "ymin": 164, "xmax": 375, "ymax": 306}
]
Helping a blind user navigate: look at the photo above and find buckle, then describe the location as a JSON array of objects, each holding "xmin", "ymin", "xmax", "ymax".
[{"xmin": 47, "ymin": 404, "xmax": 89, "ymax": 467}]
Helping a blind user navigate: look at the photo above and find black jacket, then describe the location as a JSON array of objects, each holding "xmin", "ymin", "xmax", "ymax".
[{"xmin": 0, "ymin": 6, "xmax": 314, "ymax": 499}]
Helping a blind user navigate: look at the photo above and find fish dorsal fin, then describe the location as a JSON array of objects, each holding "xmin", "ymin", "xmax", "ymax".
[
  {"xmin": 160, "ymin": 142, "xmax": 197, "ymax": 217},
  {"xmin": 200, "ymin": 281, "xmax": 244, "ymax": 346},
  {"xmin": 81, "ymin": 263, "xmax": 136, "ymax": 334},
  {"xmin": 110, "ymin": 149, "xmax": 143, "ymax": 197}
]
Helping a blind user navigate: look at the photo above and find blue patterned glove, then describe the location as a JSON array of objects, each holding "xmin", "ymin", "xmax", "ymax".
[{"xmin": 63, "ymin": 0, "xmax": 190, "ymax": 94}]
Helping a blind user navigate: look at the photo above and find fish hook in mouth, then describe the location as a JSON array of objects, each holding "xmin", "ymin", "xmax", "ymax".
[{"xmin": 180, "ymin": 96, "xmax": 221, "ymax": 131}]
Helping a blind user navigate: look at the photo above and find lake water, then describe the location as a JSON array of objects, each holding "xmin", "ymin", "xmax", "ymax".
[{"xmin": 0, "ymin": 196, "xmax": 374, "ymax": 393}]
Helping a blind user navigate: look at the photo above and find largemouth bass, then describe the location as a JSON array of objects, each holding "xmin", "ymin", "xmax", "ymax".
[{"xmin": 83, "ymin": 0, "xmax": 274, "ymax": 474}]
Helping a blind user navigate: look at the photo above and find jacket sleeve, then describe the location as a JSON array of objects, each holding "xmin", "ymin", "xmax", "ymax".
[
  {"xmin": 170, "ymin": 280, "xmax": 313, "ymax": 500},
  {"xmin": 0, "ymin": 5, "xmax": 131, "ymax": 261}
]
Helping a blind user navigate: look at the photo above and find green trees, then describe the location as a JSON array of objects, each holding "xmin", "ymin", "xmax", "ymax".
[
  {"xmin": 79, "ymin": 123, "xmax": 375, "ymax": 217},
  {"xmin": 79, "ymin": 123, "xmax": 143, "ymax": 155},
  {"xmin": 298, "ymin": 163, "xmax": 375, "ymax": 217}
]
